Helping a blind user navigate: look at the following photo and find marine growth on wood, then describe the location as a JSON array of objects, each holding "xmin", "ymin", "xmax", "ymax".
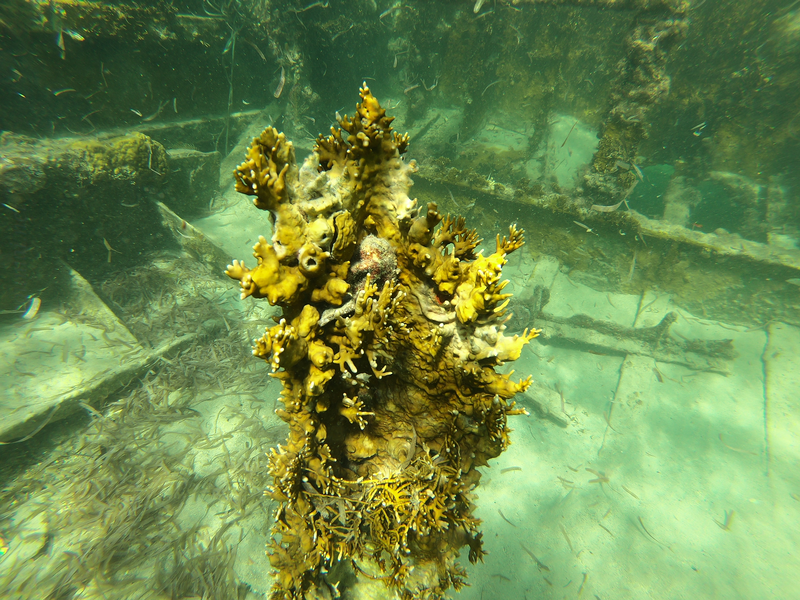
[{"xmin": 226, "ymin": 84, "xmax": 539, "ymax": 600}]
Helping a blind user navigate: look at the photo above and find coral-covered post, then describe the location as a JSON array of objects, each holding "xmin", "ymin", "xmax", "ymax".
[{"xmin": 226, "ymin": 84, "xmax": 539, "ymax": 600}]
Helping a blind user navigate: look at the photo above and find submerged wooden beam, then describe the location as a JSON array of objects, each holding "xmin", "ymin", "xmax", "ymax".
[{"xmin": 0, "ymin": 266, "xmax": 197, "ymax": 444}]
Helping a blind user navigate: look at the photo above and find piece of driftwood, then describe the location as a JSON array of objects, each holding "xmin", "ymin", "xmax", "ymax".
[
  {"xmin": 0, "ymin": 265, "xmax": 198, "ymax": 444},
  {"xmin": 529, "ymin": 283, "xmax": 735, "ymax": 373}
]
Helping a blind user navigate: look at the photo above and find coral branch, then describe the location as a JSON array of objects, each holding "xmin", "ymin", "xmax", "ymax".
[{"xmin": 234, "ymin": 127, "xmax": 295, "ymax": 212}]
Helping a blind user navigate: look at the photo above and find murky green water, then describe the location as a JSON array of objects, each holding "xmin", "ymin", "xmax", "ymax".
[{"xmin": 1, "ymin": 1, "xmax": 799, "ymax": 599}]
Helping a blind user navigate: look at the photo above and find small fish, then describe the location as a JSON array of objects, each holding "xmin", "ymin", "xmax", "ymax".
[
  {"xmin": 379, "ymin": 5, "xmax": 399, "ymax": 19},
  {"xmin": 638, "ymin": 516, "xmax": 664, "ymax": 546},
  {"xmin": 615, "ymin": 159, "xmax": 631, "ymax": 170},
  {"xmin": 223, "ymin": 33, "xmax": 235, "ymax": 54},
  {"xmin": 591, "ymin": 200, "xmax": 623, "ymax": 213},
  {"xmin": 622, "ymin": 484, "xmax": 640, "ymax": 499},
  {"xmin": 56, "ymin": 28, "xmax": 65, "ymax": 59},
  {"xmin": 520, "ymin": 543, "xmax": 550, "ymax": 571},
  {"xmin": 573, "ymin": 220, "xmax": 597, "ymax": 235},
  {"xmin": 598, "ymin": 522, "xmax": 615, "ymax": 537},
  {"xmin": 3, "ymin": 203, "xmax": 20, "ymax": 213},
  {"xmin": 692, "ymin": 122, "xmax": 707, "ymax": 137},
  {"xmin": 53, "ymin": 88, "xmax": 76, "ymax": 96},
  {"xmin": 274, "ymin": 66, "xmax": 286, "ymax": 99},
  {"xmin": 473, "ymin": 0, "xmax": 486, "ymax": 13},
  {"xmin": 23, "ymin": 297, "xmax": 41, "ymax": 320},
  {"xmin": 130, "ymin": 108, "xmax": 143, "ymax": 117},
  {"xmin": 64, "ymin": 29, "xmax": 85, "ymax": 41},
  {"xmin": 173, "ymin": 97, "xmax": 177, "ymax": 113},
  {"xmin": 631, "ymin": 163, "xmax": 644, "ymax": 181},
  {"xmin": 498, "ymin": 508, "xmax": 517, "ymax": 527}
]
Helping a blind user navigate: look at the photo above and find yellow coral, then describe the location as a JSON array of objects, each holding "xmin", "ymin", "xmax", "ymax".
[
  {"xmin": 310, "ymin": 275, "xmax": 349, "ymax": 305},
  {"xmin": 474, "ymin": 328, "xmax": 541, "ymax": 364},
  {"xmin": 225, "ymin": 236, "xmax": 308, "ymax": 305},
  {"xmin": 453, "ymin": 224, "xmax": 527, "ymax": 323},
  {"xmin": 316, "ymin": 83, "xmax": 410, "ymax": 181},
  {"xmin": 233, "ymin": 127, "xmax": 295, "ymax": 211},
  {"xmin": 227, "ymin": 86, "xmax": 540, "ymax": 600},
  {"xmin": 305, "ymin": 365, "xmax": 334, "ymax": 397},
  {"xmin": 453, "ymin": 253, "xmax": 511, "ymax": 324},
  {"xmin": 307, "ymin": 339, "xmax": 334, "ymax": 369},
  {"xmin": 252, "ymin": 305, "xmax": 319, "ymax": 373}
]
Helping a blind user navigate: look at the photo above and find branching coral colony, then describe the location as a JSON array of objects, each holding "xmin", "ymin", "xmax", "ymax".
[{"xmin": 226, "ymin": 84, "xmax": 539, "ymax": 600}]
